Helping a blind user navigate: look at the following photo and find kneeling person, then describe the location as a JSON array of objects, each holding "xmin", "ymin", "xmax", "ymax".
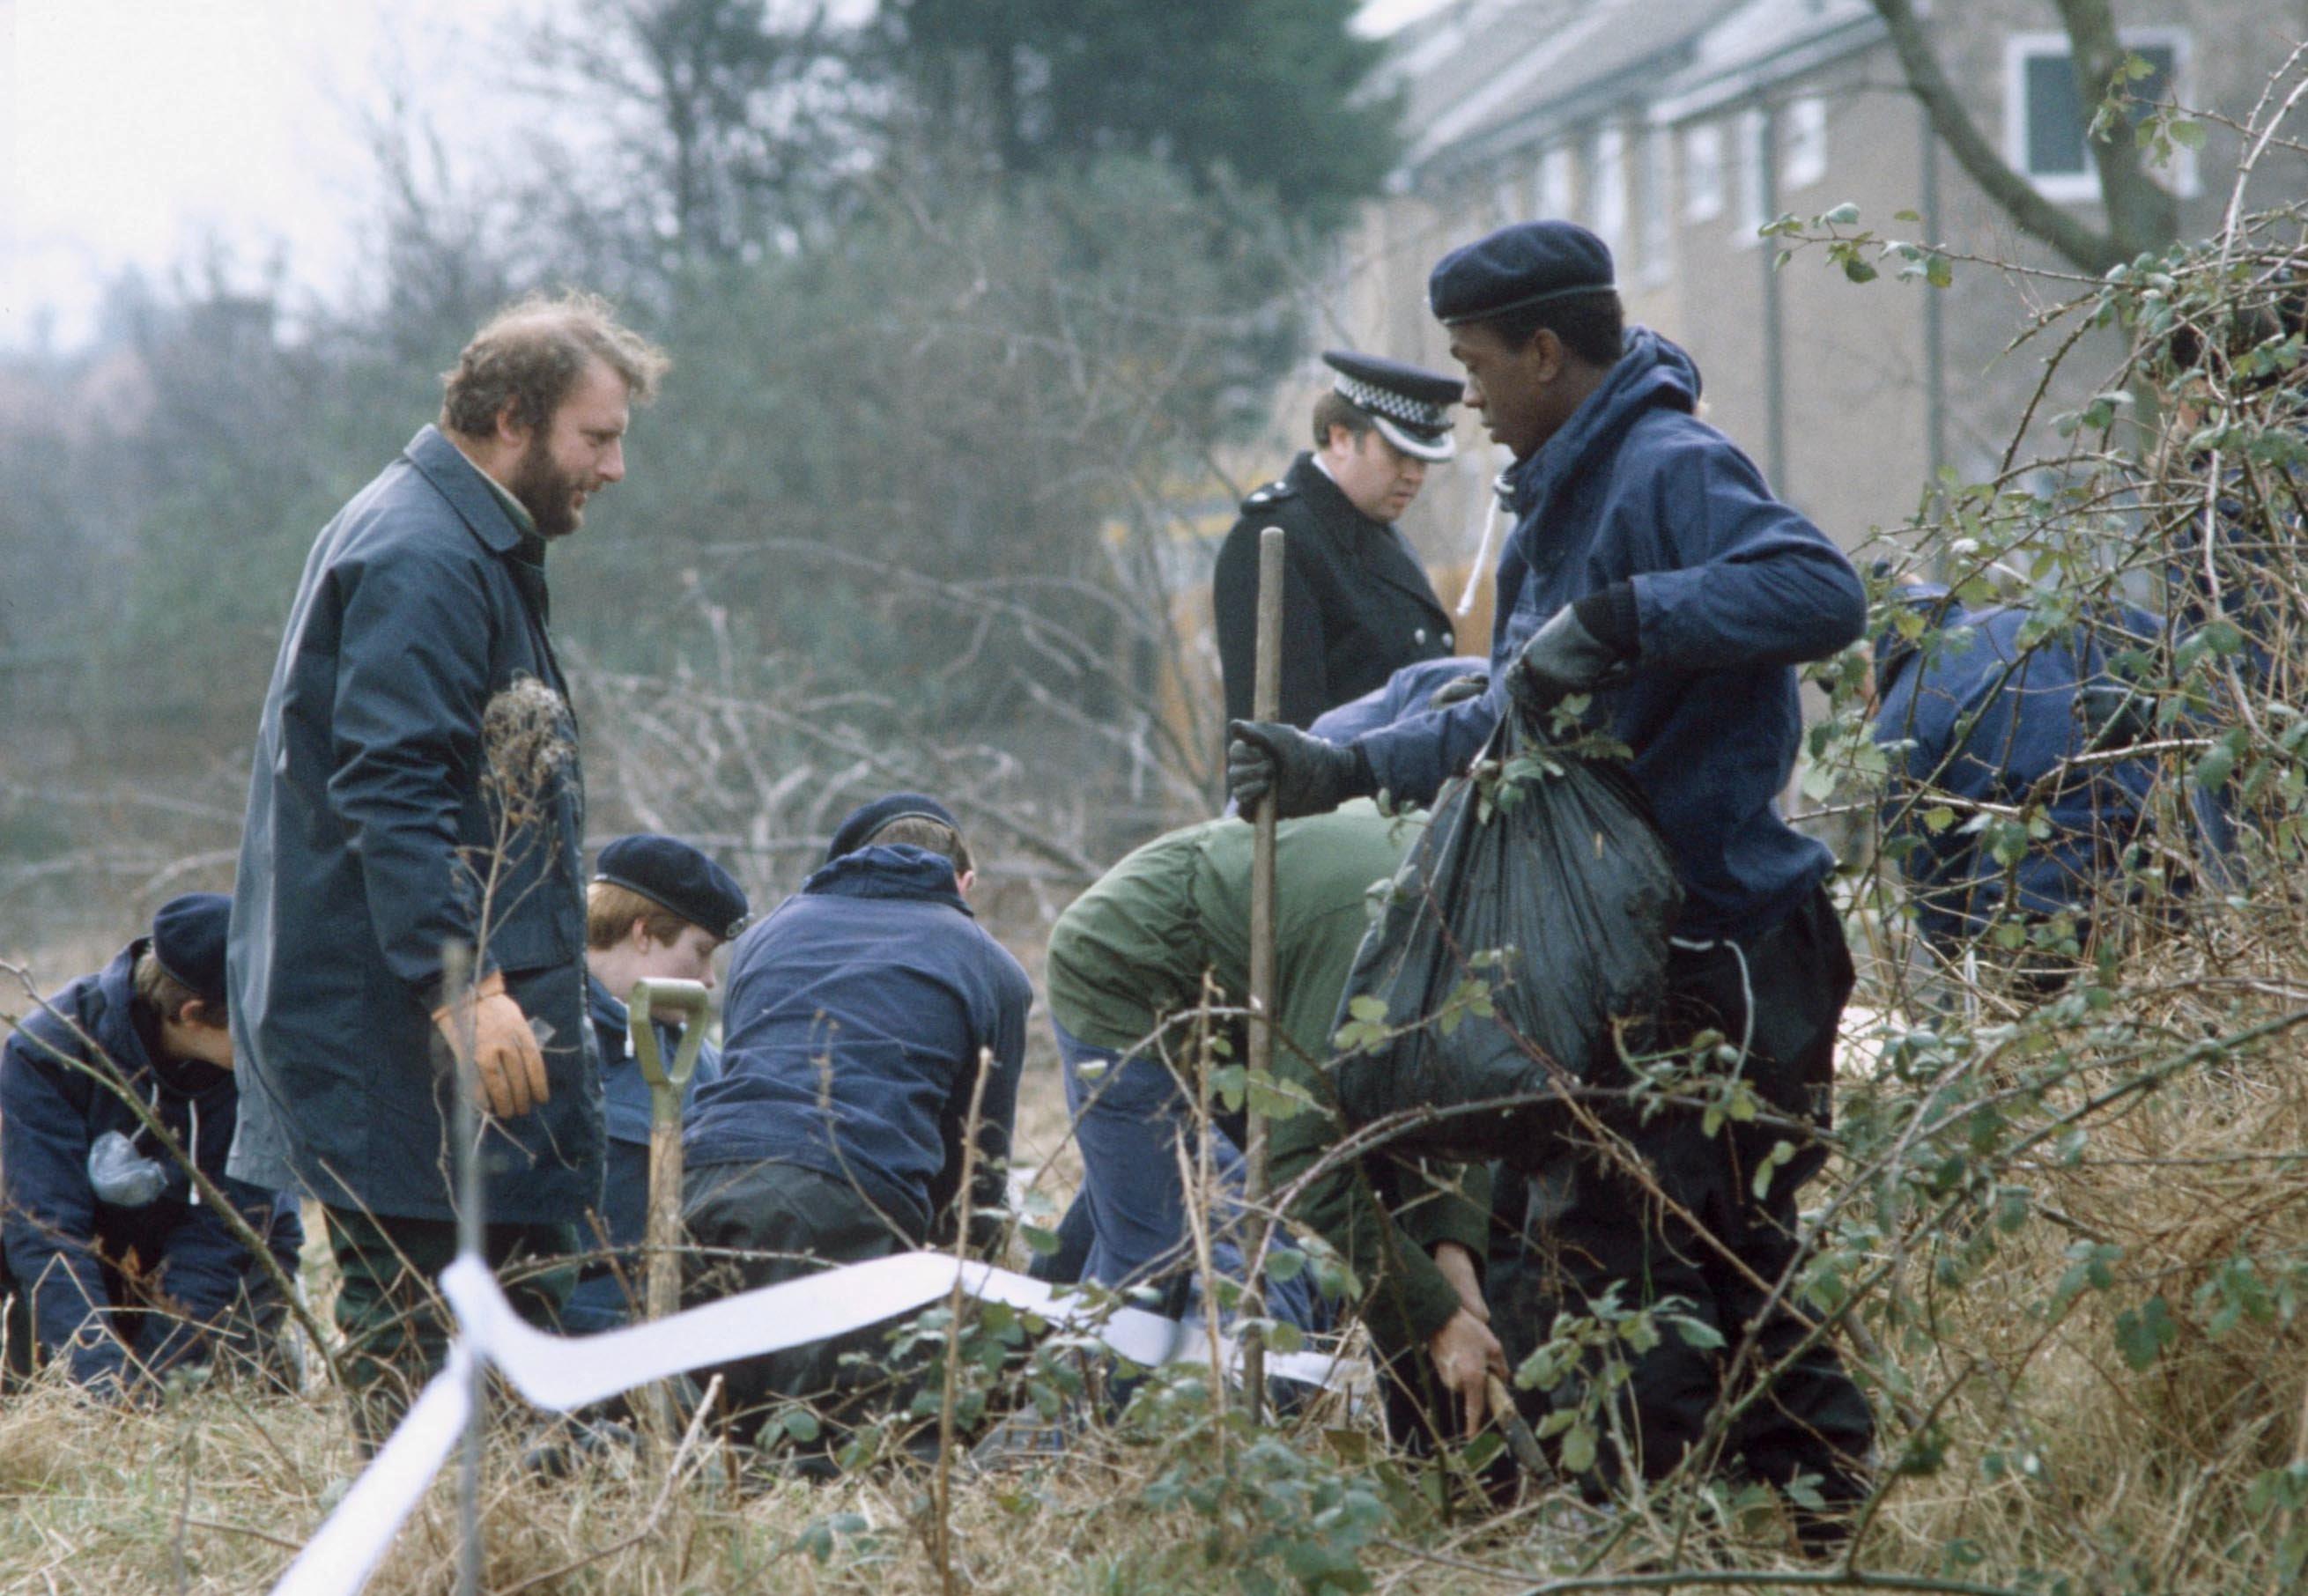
[
  {"xmin": 1, "ymin": 895, "xmax": 303, "ymax": 1397},
  {"xmin": 1047, "ymin": 801, "xmax": 1504, "ymax": 1450},
  {"xmin": 565, "ymin": 834, "xmax": 749, "ymax": 1334},
  {"xmin": 680, "ymin": 794, "xmax": 1032, "ymax": 1447}
]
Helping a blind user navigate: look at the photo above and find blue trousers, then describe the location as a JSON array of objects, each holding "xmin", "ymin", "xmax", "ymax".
[{"xmin": 1044, "ymin": 1020, "xmax": 1322, "ymax": 1333}]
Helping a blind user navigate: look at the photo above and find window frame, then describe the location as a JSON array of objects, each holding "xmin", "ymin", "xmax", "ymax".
[
  {"xmin": 2003, "ymin": 26, "xmax": 2196, "ymax": 203},
  {"xmin": 1640, "ymin": 125, "xmax": 1674, "ymax": 286},
  {"xmin": 1735, "ymin": 106, "xmax": 1770, "ymax": 247},
  {"xmin": 1782, "ymin": 94, "xmax": 1828, "ymax": 193},
  {"xmin": 1535, "ymin": 144, "xmax": 1577, "ymax": 220},
  {"xmin": 1591, "ymin": 124, "xmax": 1629, "ymax": 252},
  {"xmin": 1683, "ymin": 122, "xmax": 1724, "ymax": 223}
]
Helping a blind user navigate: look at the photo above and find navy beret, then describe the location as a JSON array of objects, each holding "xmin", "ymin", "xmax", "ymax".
[
  {"xmin": 151, "ymin": 892, "xmax": 232, "ymax": 1008},
  {"xmin": 826, "ymin": 792, "xmax": 962, "ymax": 864},
  {"xmin": 594, "ymin": 834, "xmax": 751, "ymax": 942},
  {"xmin": 1429, "ymin": 220, "xmax": 1617, "ymax": 326},
  {"xmin": 1320, "ymin": 350, "xmax": 1461, "ymax": 462}
]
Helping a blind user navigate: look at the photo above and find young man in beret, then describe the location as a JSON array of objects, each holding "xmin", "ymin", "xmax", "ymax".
[
  {"xmin": 1214, "ymin": 351, "xmax": 1467, "ymax": 730},
  {"xmin": 563, "ymin": 834, "xmax": 750, "ymax": 1333},
  {"xmin": 1, "ymin": 894, "xmax": 303, "ymax": 1398},
  {"xmin": 679, "ymin": 794, "xmax": 1032, "ymax": 1452},
  {"xmin": 1226, "ymin": 222, "xmax": 1875, "ymax": 1542}
]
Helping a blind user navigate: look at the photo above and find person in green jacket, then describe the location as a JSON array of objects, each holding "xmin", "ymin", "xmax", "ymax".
[{"xmin": 1043, "ymin": 799, "xmax": 1505, "ymax": 1447}]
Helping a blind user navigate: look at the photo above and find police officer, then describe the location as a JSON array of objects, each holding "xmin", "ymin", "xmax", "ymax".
[
  {"xmin": 1225, "ymin": 222, "xmax": 1875, "ymax": 1545},
  {"xmin": 1213, "ymin": 351, "xmax": 1463, "ymax": 729}
]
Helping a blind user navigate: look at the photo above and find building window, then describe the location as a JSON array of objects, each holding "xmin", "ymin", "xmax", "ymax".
[
  {"xmin": 1783, "ymin": 94, "xmax": 1828, "ymax": 192},
  {"xmin": 1683, "ymin": 122, "xmax": 1723, "ymax": 222},
  {"xmin": 1735, "ymin": 106, "xmax": 1770, "ymax": 245},
  {"xmin": 1591, "ymin": 126, "xmax": 1628, "ymax": 252},
  {"xmin": 1536, "ymin": 144, "xmax": 1576, "ymax": 219},
  {"xmin": 2005, "ymin": 28, "xmax": 2195, "ymax": 201},
  {"xmin": 1640, "ymin": 126, "xmax": 1674, "ymax": 285}
]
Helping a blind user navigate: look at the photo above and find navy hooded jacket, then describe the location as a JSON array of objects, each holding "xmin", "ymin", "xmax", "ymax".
[
  {"xmin": 1, "ymin": 943, "xmax": 302, "ymax": 1391},
  {"xmin": 1351, "ymin": 329, "xmax": 1867, "ymax": 939},
  {"xmin": 227, "ymin": 425, "xmax": 599, "ymax": 1223},
  {"xmin": 683, "ymin": 845, "xmax": 1032, "ymax": 1249},
  {"xmin": 1873, "ymin": 603, "xmax": 2159, "ymax": 949}
]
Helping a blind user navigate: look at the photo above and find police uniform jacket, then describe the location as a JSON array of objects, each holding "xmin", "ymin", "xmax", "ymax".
[
  {"xmin": 226, "ymin": 425, "xmax": 599, "ymax": 1224},
  {"xmin": 1213, "ymin": 453, "xmax": 1456, "ymax": 728},
  {"xmin": 1, "ymin": 942, "xmax": 302, "ymax": 1390}
]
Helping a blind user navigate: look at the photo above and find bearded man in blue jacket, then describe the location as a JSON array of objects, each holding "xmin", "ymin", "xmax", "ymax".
[
  {"xmin": 1226, "ymin": 222, "xmax": 1875, "ymax": 1542},
  {"xmin": 3, "ymin": 895, "xmax": 301, "ymax": 1397},
  {"xmin": 227, "ymin": 292, "xmax": 669, "ymax": 1445},
  {"xmin": 681, "ymin": 794, "xmax": 1032, "ymax": 1454}
]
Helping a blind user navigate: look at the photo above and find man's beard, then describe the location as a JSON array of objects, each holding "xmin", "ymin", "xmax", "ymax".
[{"xmin": 508, "ymin": 434, "xmax": 585, "ymax": 540}]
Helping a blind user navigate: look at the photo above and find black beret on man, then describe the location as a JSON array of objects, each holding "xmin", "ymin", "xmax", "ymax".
[
  {"xmin": 1320, "ymin": 349, "xmax": 1462, "ymax": 462},
  {"xmin": 1428, "ymin": 218, "xmax": 1617, "ymax": 325},
  {"xmin": 594, "ymin": 834, "xmax": 751, "ymax": 942},
  {"xmin": 825, "ymin": 792, "xmax": 963, "ymax": 864},
  {"xmin": 151, "ymin": 892, "xmax": 233, "ymax": 1007}
]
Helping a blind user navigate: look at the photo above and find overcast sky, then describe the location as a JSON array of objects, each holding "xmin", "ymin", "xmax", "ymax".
[{"xmin": 2, "ymin": 0, "xmax": 1449, "ymax": 353}]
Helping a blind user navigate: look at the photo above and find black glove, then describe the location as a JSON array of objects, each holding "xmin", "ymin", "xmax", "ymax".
[
  {"xmin": 1428, "ymin": 672, "xmax": 1490, "ymax": 710},
  {"xmin": 2075, "ymin": 683, "xmax": 2153, "ymax": 752},
  {"xmin": 1507, "ymin": 589, "xmax": 1637, "ymax": 715},
  {"xmin": 1226, "ymin": 720, "xmax": 1372, "ymax": 820}
]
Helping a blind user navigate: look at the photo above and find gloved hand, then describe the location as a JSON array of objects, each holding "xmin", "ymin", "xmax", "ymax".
[
  {"xmin": 87, "ymin": 1130, "xmax": 168, "ymax": 1208},
  {"xmin": 431, "ymin": 969, "xmax": 551, "ymax": 1119},
  {"xmin": 1226, "ymin": 720, "xmax": 1372, "ymax": 820},
  {"xmin": 2075, "ymin": 683, "xmax": 2152, "ymax": 752},
  {"xmin": 1507, "ymin": 592, "xmax": 1637, "ymax": 715},
  {"xmin": 1428, "ymin": 672, "xmax": 1490, "ymax": 710}
]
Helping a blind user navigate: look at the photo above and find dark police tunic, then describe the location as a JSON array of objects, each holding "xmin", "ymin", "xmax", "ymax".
[{"xmin": 1212, "ymin": 452, "xmax": 1456, "ymax": 729}]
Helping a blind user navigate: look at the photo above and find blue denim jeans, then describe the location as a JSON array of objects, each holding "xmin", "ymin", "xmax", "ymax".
[{"xmin": 1051, "ymin": 1019, "xmax": 1324, "ymax": 1333}]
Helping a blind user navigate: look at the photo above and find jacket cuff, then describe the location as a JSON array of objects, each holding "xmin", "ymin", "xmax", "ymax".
[
  {"xmin": 1573, "ymin": 583, "xmax": 1642, "ymax": 658},
  {"xmin": 1366, "ymin": 1247, "xmax": 1468, "ymax": 1355}
]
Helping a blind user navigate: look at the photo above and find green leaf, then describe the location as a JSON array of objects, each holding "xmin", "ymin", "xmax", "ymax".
[
  {"xmin": 1676, "ymin": 1317, "xmax": 1727, "ymax": 1350},
  {"xmin": 1823, "ymin": 201, "xmax": 1862, "ymax": 225},
  {"xmin": 1023, "ymin": 1223, "xmax": 1062, "ymax": 1256},
  {"xmin": 2113, "ymin": 1295, "xmax": 2179, "ymax": 1371},
  {"xmin": 1559, "ymin": 1421, "xmax": 1599, "ymax": 1474},
  {"xmin": 1841, "ymin": 255, "xmax": 1879, "ymax": 284}
]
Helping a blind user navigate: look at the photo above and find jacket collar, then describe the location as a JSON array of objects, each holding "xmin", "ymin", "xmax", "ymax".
[
  {"xmin": 1287, "ymin": 452, "xmax": 1380, "ymax": 535},
  {"xmin": 1504, "ymin": 327, "xmax": 1701, "ymax": 520},
  {"xmin": 802, "ymin": 845, "xmax": 973, "ymax": 914},
  {"xmin": 403, "ymin": 425, "xmax": 539, "ymax": 559}
]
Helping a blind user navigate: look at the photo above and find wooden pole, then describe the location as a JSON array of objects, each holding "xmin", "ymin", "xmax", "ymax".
[{"xmin": 1241, "ymin": 525, "xmax": 1285, "ymax": 1420}]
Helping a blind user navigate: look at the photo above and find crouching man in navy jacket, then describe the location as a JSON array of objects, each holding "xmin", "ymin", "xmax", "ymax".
[
  {"xmin": 680, "ymin": 794, "xmax": 1032, "ymax": 1456},
  {"xmin": 2, "ymin": 895, "xmax": 302, "ymax": 1398}
]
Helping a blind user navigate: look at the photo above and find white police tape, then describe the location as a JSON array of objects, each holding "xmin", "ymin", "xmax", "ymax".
[{"xmin": 270, "ymin": 1250, "xmax": 1353, "ymax": 1596}]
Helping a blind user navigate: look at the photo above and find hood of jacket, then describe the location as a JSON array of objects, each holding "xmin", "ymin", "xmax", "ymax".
[
  {"xmin": 801, "ymin": 844, "xmax": 972, "ymax": 913},
  {"xmin": 91, "ymin": 942, "xmax": 235, "ymax": 1106},
  {"xmin": 1505, "ymin": 327, "xmax": 1702, "ymax": 520}
]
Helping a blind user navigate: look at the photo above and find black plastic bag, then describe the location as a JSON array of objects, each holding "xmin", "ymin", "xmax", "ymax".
[{"xmin": 1330, "ymin": 710, "xmax": 1682, "ymax": 1161}]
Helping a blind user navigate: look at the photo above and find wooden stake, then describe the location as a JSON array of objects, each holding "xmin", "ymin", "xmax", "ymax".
[{"xmin": 1241, "ymin": 525, "xmax": 1285, "ymax": 1420}]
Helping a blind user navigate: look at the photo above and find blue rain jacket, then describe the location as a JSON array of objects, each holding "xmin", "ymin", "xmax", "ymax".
[
  {"xmin": 1873, "ymin": 604, "xmax": 2159, "ymax": 949},
  {"xmin": 1, "ymin": 943, "xmax": 302, "ymax": 1391},
  {"xmin": 684, "ymin": 846, "xmax": 1032, "ymax": 1248},
  {"xmin": 227, "ymin": 426, "xmax": 599, "ymax": 1223},
  {"xmin": 1308, "ymin": 655, "xmax": 1490, "ymax": 744},
  {"xmin": 1353, "ymin": 329, "xmax": 1867, "ymax": 938}
]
